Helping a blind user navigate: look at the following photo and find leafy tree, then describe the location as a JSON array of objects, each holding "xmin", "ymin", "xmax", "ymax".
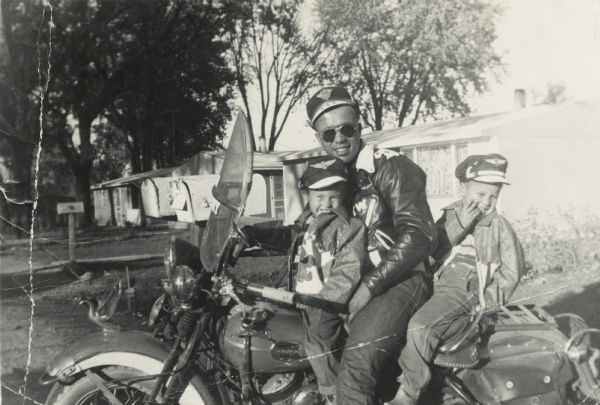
[
  {"xmin": 228, "ymin": 0, "xmax": 331, "ymax": 151},
  {"xmin": 0, "ymin": 0, "xmax": 44, "ymax": 236},
  {"xmin": 316, "ymin": 0, "xmax": 503, "ymax": 130},
  {"xmin": 91, "ymin": 120, "xmax": 128, "ymax": 184},
  {"xmin": 104, "ymin": 0, "xmax": 234, "ymax": 173},
  {"xmin": 2, "ymin": 0, "xmax": 234, "ymax": 229},
  {"xmin": 33, "ymin": 0, "xmax": 133, "ymax": 226},
  {"xmin": 22, "ymin": 0, "xmax": 233, "ymax": 227},
  {"xmin": 532, "ymin": 81, "xmax": 567, "ymax": 105}
]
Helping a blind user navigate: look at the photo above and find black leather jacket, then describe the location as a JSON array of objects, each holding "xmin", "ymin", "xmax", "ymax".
[
  {"xmin": 245, "ymin": 145, "xmax": 437, "ymax": 297},
  {"xmin": 350, "ymin": 145, "xmax": 437, "ymax": 296}
]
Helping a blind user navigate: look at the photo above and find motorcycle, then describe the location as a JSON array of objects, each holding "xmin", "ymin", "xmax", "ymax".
[{"xmin": 41, "ymin": 113, "xmax": 600, "ymax": 405}]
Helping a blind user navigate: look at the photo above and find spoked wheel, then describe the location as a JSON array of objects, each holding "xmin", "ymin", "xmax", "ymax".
[{"xmin": 45, "ymin": 366, "xmax": 214, "ymax": 405}]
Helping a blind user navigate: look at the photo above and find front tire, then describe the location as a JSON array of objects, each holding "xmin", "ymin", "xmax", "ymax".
[{"xmin": 45, "ymin": 366, "xmax": 218, "ymax": 405}]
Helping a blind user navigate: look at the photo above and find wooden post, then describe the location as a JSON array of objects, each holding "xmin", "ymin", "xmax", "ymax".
[
  {"xmin": 58, "ymin": 202, "xmax": 84, "ymax": 263},
  {"xmin": 69, "ymin": 214, "xmax": 75, "ymax": 262},
  {"xmin": 68, "ymin": 213, "xmax": 76, "ymax": 262}
]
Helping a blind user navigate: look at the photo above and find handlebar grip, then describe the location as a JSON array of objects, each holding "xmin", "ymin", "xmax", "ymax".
[
  {"xmin": 241, "ymin": 282, "xmax": 348, "ymax": 313},
  {"xmin": 294, "ymin": 294, "xmax": 349, "ymax": 314},
  {"xmin": 246, "ymin": 284, "xmax": 295, "ymax": 305}
]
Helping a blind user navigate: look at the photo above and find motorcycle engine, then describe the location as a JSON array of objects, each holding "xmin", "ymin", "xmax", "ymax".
[{"xmin": 254, "ymin": 372, "xmax": 321, "ymax": 404}]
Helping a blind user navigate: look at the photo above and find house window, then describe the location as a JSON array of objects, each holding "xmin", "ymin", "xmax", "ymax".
[
  {"xmin": 271, "ymin": 175, "xmax": 285, "ymax": 220},
  {"xmin": 416, "ymin": 145, "xmax": 453, "ymax": 197},
  {"xmin": 400, "ymin": 143, "xmax": 469, "ymax": 198}
]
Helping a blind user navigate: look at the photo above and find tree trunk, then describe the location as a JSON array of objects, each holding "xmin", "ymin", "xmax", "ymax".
[
  {"xmin": 258, "ymin": 136, "xmax": 267, "ymax": 152},
  {"xmin": 374, "ymin": 107, "xmax": 383, "ymax": 131},
  {"xmin": 398, "ymin": 95, "xmax": 416, "ymax": 128},
  {"xmin": 74, "ymin": 165, "xmax": 94, "ymax": 228},
  {"xmin": 268, "ymin": 136, "xmax": 276, "ymax": 152},
  {"xmin": 75, "ymin": 117, "xmax": 95, "ymax": 228}
]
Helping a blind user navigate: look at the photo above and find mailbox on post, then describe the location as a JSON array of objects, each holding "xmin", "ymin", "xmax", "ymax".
[{"xmin": 57, "ymin": 202, "xmax": 84, "ymax": 262}]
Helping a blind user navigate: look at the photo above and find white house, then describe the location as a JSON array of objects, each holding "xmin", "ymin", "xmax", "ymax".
[
  {"xmin": 92, "ymin": 151, "xmax": 293, "ymax": 227},
  {"xmin": 93, "ymin": 100, "xmax": 600, "ymax": 231},
  {"xmin": 169, "ymin": 150, "xmax": 292, "ymax": 221},
  {"xmin": 92, "ymin": 167, "xmax": 175, "ymax": 226},
  {"xmin": 281, "ymin": 99, "xmax": 600, "ymax": 226}
]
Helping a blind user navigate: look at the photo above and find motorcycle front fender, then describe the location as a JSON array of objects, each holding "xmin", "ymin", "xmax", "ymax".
[{"xmin": 40, "ymin": 330, "xmax": 208, "ymax": 404}]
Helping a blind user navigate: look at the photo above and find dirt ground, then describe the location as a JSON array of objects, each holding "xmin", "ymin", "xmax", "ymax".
[
  {"xmin": 0, "ymin": 228, "xmax": 285, "ymax": 405},
  {"xmin": 0, "ymin": 227, "xmax": 183, "ymax": 273},
  {"xmin": 1, "ymin": 231, "xmax": 599, "ymax": 405}
]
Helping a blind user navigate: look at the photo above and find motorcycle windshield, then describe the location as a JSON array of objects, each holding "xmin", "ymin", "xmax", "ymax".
[{"xmin": 200, "ymin": 110, "xmax": 253, "ymax": 273}]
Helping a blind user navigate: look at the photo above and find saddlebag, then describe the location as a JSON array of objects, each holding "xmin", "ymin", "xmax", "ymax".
[{"xmin": 461, "ymin": 336, "xmax": 573, "ymax": 404}]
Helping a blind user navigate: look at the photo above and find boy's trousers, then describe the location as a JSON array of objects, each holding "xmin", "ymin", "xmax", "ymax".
[
  {"xmin": 301, "ymin": 307, "xmax": 345, "ymax": 396},
  {"xmin": 397, "ymin": 260, "xmax": 479, "ymax": 399}
]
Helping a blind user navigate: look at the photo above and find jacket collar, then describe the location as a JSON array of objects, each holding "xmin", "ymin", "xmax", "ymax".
[
  {"xmin": 354, "ymin": 143, "xmax": 376, "ymax": 174},
  {"xmin": 330, "ymin": 206, "xmax": 350, "ymax": 224},
  {"xmin": 309, "ymin": 206, "xmax": 350, "ymax": 225},
  {"xmin": 310, "ymin": 207, "xmax": 350, "ymax": 236},
  {"xmin": 443, "ymin": 200, "xmax": 496, "ymax": 227}
]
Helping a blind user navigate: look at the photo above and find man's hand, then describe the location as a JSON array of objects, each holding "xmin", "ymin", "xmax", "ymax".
[
  {"xmin": 456, "ymin": 199, "xmax": 481, "ymax": 230},
  {"xmin": 347, "ymin": 283, "xmax": 373, "ymax": 324}
]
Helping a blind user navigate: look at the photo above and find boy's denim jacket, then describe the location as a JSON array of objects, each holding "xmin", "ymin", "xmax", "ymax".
[
  {"xmin": 295, "ymin": 207, "xmax": 367, "ymax": 305},
  {"xmin": 432, "ymin": 201, "xmax": 526, "ymax": 306}
]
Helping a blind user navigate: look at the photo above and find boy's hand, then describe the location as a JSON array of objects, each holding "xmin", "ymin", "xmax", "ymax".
[
  {"xmin": 457, "ymin": 199, "xmax": 481, "ymax": 229},
  {"xmin": 347, "ymin": 283, "xmax": 373, "ymax": 324}
]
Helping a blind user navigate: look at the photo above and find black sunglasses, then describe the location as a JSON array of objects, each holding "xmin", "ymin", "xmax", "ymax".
[{"xmin": 320, "ymin": 123, "xmax": 358, "ymax": 143}]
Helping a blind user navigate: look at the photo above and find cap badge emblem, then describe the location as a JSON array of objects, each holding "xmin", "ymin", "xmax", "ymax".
[
  {"xmin": 485, "ymin": 157, "xmax": 506, "ymax": 165},
  {"xmin": 311, "ymin": 159, "xmax": 337, "ymax": 169}
]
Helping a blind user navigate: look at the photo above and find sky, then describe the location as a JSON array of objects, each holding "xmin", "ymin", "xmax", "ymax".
[
  {"xmin": 232, "ymin": 0, "xmax": 600, "ymax": 151},
  {"xmin": 471, "ymin": 0, "xmax": 600, "ymax": 112}
]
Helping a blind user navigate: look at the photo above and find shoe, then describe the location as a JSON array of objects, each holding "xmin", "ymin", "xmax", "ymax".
[{"xmin": 384, "ymin": 387, "xmax": 418, "ymax": 405}]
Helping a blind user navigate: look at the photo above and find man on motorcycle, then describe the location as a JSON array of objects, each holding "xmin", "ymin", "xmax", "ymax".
[
  {"xmin": 387, "ymin": 154, "xmax": 526, "ymax": 405},
  {"xmin": 245, "ymin": 86, "xmax": 437, "ymax": 405}
]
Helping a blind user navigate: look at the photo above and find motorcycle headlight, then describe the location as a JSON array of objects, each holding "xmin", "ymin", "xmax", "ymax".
[
  {"xmin": 164, "ymin": 245, "xmax": 175, "ymax": 279},
  {"xmin": 171, "ymin": 265, "xmax": 198, "ymax": 307},
  {"xmin": 148, "ymin": 293, "xmax": 166, "ymax": 327}
]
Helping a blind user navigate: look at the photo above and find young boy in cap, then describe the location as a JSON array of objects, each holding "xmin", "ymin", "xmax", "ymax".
[
  {"xmin": 295, "ymin": 158, "xmax": 367, "ymax": 402},
  {"xmin": 387, "ymin": 154, "xmax": 526, "ymax": 405}
]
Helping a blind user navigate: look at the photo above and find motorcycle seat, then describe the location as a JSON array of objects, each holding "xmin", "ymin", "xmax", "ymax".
[
  {"xmin": 433, "ymin": 333, "xmax": 480, "ymax": 369},
  {"xmin": 432, "ymin": 310, "xmax": 487, "ymax": 369}
]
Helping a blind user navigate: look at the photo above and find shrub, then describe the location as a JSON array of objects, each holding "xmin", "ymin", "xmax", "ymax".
[{"xmin": 514, "ymin": 208, "xmax": 600, "ymax": 280}]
